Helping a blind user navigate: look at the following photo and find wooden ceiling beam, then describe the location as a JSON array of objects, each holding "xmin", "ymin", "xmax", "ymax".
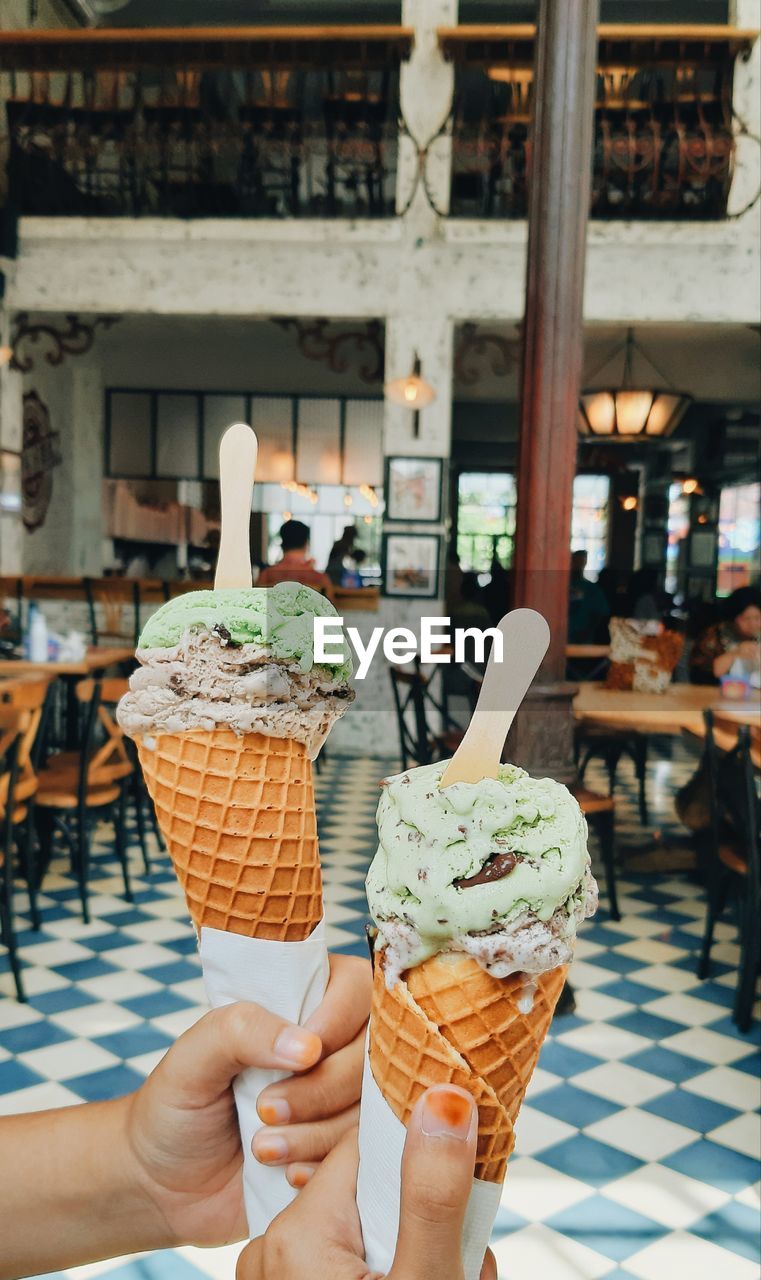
[
  {"xmin": 438, "ymin": 23, "xmax": 759, "ymax": 67},
  {"xmin": 0, "ymin": 25, "xmax": 415, "ymax": 72}
]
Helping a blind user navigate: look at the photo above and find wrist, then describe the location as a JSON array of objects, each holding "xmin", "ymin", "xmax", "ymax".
[
  {"xmin": 121, "ymin": 1089, "xmax": 186, "ymax": 1251},
  {"xmin": 86, "ymin": 1096, "xmax": 177, "ymax": 1254}
]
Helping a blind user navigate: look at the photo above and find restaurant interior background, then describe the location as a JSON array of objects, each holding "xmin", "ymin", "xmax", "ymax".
[{"xmin": 0, "ymin": 0, "xmax": 759, "ymax": 1277}]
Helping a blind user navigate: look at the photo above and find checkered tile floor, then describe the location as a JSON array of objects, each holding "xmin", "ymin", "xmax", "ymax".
[{"xmin": 1, "ymin": 748, "xmax": 758, "ymax": 1280}]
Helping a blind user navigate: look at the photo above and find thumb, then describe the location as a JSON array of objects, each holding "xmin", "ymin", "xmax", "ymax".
[
  {"xmin": 388, "ymin": 1085, "xmax": 478, "ymax": 1280},
  {"xmin": 480, "ymin": 1248, "xmax": 497, "ymax": 1280}
]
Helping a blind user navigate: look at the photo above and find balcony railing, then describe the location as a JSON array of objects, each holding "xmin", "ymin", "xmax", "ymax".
[
  {"xmin": 0, "ymin": 26, "xmax": 410, "ymax": 219},
  {"xmin": 0, "ymin": 24, "xmax": 756, "ymax": 223},
  {"xmin": 443, "ymin": 24, "xmax": 757, "ymax": 220}
]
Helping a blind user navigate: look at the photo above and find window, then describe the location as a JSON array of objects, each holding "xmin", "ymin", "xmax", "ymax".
[
  {"xmin": 456, "ymin": 472, "xmax": 517, "ymax": 573},
  {"xmin": 456, "ymin": 472, "xmax": 611, "ymax": 576},
  {"xmin": 571, "ymin": 476, "xmax": 610, "ymax": 576},
  {"xmin": 717, "ymin": 482, "xmax": 761, "ymax": 597},
  {"xmin": 264, "ymin": 486, "xmax": 383, "ymax": 577},
  {"xmin": 666, "ymin": 481, "xmax": 691, "ymax": 597}
]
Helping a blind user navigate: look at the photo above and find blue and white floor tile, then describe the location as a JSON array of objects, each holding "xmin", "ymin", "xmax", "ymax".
[{"xmin": 0, "ymin": 747, "xmax": 758, "ymax": 1279}]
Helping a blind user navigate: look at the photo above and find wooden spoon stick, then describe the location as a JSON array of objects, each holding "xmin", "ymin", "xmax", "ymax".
[
  {"xmin": 214, "ymin": 423, "xmax": 258, "ymax": 591},
  {"xmin": 440, "ymin": 609, "xmax": 550, "ymax": 787}
]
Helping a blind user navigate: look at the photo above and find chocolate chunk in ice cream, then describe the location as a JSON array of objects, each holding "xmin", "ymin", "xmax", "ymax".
[{"xmin": 454, "ymin": 850, "xmax": 518, "ymax": 889}]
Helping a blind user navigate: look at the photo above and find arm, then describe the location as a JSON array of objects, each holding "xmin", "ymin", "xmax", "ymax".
[
  {"xmin": 712, "ymin": 648, "xmax": 741, "ymax": 679},
  {"xmin": 0, "ymin": 1097, "xmax": 166, "ymax": 1278},
  {"xmin": 0, "ymin": 956, "xmax": 370, "ymax": 1279}
]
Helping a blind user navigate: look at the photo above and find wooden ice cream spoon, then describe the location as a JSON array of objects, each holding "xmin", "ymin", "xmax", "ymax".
[
  {"xmin": 440, "ymin": 609, "xmax": 550, "ymax": 787},
  {"xmin": 214, "ymin": 423, "xmax": 259, "ymax": 591}
]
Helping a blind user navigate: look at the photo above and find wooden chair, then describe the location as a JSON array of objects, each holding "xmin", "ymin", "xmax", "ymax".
[
  {"xmin": 98, "ymin": 677, "xmax": 158, "ymax": 873},
  {"xmin": 389, "ymin": 662, "xmax": 464, "ymax": 771},
  {"xmin": 0, "ymin": 575, "xmax": 24, "ymax": 637},
  {"xmin": 84, "ymin": 577, "xmax": 141, "ymax": 648},
  {"xmin": 0, "ymin": 708, "xmax": 31, "ymax": 1000},
  {"xmin": 0, "ymin": 677, "xmax": 54, "ymax": 928},
  {"xmin": 35, "ymin": 679, "xmax": 133, "ymax": 923}
]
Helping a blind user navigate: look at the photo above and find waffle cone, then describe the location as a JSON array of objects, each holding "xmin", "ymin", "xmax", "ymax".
[
  {"xmin": 369, "ymin": 951, "xmax": 567, "ymax": 1183},
  {"xmin": 137, "ymin": 730, "xmax": 322, "ymax": 941}
]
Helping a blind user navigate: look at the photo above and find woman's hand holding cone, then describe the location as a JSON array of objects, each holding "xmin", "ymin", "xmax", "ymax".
[{"xmin": 236, "ymin": 1087, "xmax": 496, "ymax": 1280}]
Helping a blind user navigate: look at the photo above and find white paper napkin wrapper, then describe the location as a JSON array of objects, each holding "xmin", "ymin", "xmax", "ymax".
[
  {"xmin": 356, "ymin": 1043, "xmax": 502, "ymax": 1280},
  {"xmin": 200, "ymin": 920, "xmax": 329, "ymax": 1238}
]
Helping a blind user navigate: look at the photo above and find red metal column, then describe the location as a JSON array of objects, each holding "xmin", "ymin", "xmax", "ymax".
[{"xmin": 509, "ymin": 0, "xmax": 600, "ymax": 778}]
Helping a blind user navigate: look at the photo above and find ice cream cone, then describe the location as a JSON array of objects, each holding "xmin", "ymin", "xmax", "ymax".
[
  {"xmin": 369, "ymin": 951, "xmax": 567, "ymax": 1182},
  {"xmin": 137, "ymin": 729, "xmax": 322, "ymax": 941}
]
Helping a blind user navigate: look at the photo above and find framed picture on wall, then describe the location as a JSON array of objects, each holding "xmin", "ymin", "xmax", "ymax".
[
  {"xmin": 384, "ymin": 456, "xmax": 443, "ymax": 523},
  {"xmin": 382, "ymin": 532, "xmax": 441, "ymax": 599}
]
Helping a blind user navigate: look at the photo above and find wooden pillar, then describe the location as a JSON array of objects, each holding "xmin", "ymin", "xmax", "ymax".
[{"xmin": 508, "ymin": 0, "xmax": 599, "ymax": 780}]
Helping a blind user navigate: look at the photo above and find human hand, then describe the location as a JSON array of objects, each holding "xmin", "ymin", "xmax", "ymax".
[
  {"xmin": 236, "ymin": 1085, "xmax": 497, "ymax": 1280},
  {"xmin": 737, "ymin": 640, "xmax": 760, "ymax": 665},
  {"xmin": 126, "ymin": 953, "xmax": 371, "ymax": 1249},
  {"xmin": 254, "ymin": 953, "xmax": 371, "ymax": 1188}
]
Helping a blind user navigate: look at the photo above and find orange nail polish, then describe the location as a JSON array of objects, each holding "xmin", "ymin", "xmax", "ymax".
[
  {"xmin": 253, "ymin": 1134, "xmax": 289, "ymax": 1163},
  {"xmin": 421, "ymin": 1087, "xmax": 473, "ymax": 1140},
  {"xmin": 258, "ymin": 1097, "xmax": 290, "ymax": 1125}
]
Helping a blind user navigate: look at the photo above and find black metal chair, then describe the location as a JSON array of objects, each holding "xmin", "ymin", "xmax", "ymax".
[
  {"xmin": 575, "ymin": 724, "xmax": 649, "ymax": 828},
  {"xmin": 388, "ymin": 661, "xmax": 464, "ymax": 771},
  {"xmin": 0, "ymin": 709, "xmax": 30, "ymax": 1000},
  {"xmin": 697, "ymin": 712, "xmax": 760, "ymax": 1031},
  {"xmin": 84, "ymin": 576, "xmax": 141, "ymax": 649}
]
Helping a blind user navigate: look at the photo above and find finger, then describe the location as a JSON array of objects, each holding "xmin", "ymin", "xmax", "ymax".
[
  {"xmin": 285, "ymin": 1161, "xmax": 317, "ymax": 1189},
  {"xmin": 156, "ymin": 1002, "xmax": 322, "ymax": 1106},
  {"xmin": 480, "ymin": 1249, "xmax": 497, "ymax": 1280},
  {"xmin": 389, "ymin": 1085, "xmax": 478, "ymax": 1280},
  {"xmin": 264, "ymin": 1128, "xmax": 365, "ymax": 1264},
  {"xmin": 253, "ymin": 1104, "xmax": 360, "ymax": 1167},
  {"xmin": 304, "ymin": 954, "xmax": 372, "ymax": 1057},
  {"xmin": 235, "ymin": 1237, "xmax": 263, "ymax": 1280},
  {"xmin": 257, "ymin": 1026, "xmax": 364, "ymax": 1126}
]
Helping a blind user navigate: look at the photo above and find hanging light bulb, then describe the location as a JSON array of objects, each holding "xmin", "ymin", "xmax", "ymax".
[
  {"xmin": 282, "ymin": 510, "xmax": 292, "ymax": 521},
  {"xmin": 682, "ymin": 477, "xmax": 701, "ymax": 495},
  {"xmin": 385, "ymin": 354, "xmax": 437, "ymax": 411},
  {"xmin": 343, "ymin": 491, "xmax": 353, "ymax": 508},
  {"xmin": 621, "ymin": 495, "xmax": 638, "ymax": 512}
]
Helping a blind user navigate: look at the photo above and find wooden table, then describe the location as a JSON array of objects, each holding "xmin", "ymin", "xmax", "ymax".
[
  {"xmin": 574, "ymin": 681, "xmax": 761, "ymax": 737},
  {"xmin": 0, "ymin": 646, "xmax": 134, "ymax": 746},
  {"xmin": 566, "ymin": 644, "xmax": 610, "ymax": 660},
  {"xmin": 0, "ymin": 645, "xmax": 134, "ymax": 678}
]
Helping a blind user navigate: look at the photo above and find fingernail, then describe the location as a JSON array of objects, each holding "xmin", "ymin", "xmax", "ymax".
[
  {"xmin": 288, "ymin": 1164, "xmax": 314, "ymax": 1188},
  {"xmin": 421, "ymin": 1086, "xmax": 474, "ymax": 1141},
  {"xmin": 253, "ymin": 1133, "xmax": 289, "ymax": 1164},
  {"xmin": 273, "ymin": 1026, "xmax": 321, "ymax": 1068},
  {"xmin": 257, "ymin": 1096, "xmax": 291, "ymax": 1125}
]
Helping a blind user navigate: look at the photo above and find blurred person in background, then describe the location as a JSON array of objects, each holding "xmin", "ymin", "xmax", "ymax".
[
  {"xmin": 689, "ymin": 585, "xmax": 761, "ymax": 684},
  {"xmin": 258, "ymin": 519, "xmax": 331, "ymax": 594},
  {"xmin": 327, "ymin": 525, "xmax": 357, "ymax": 585},
  {"xmin": 568, "ymin": 549, "xmax": 610, "ymax": 644},
  {"xmin": 451, "ymin": 571, "xmax": 492, "ymax": 633},
  {"xmin": 626, "ymin": 567, "xmax": 663, "ymax": 622}
]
